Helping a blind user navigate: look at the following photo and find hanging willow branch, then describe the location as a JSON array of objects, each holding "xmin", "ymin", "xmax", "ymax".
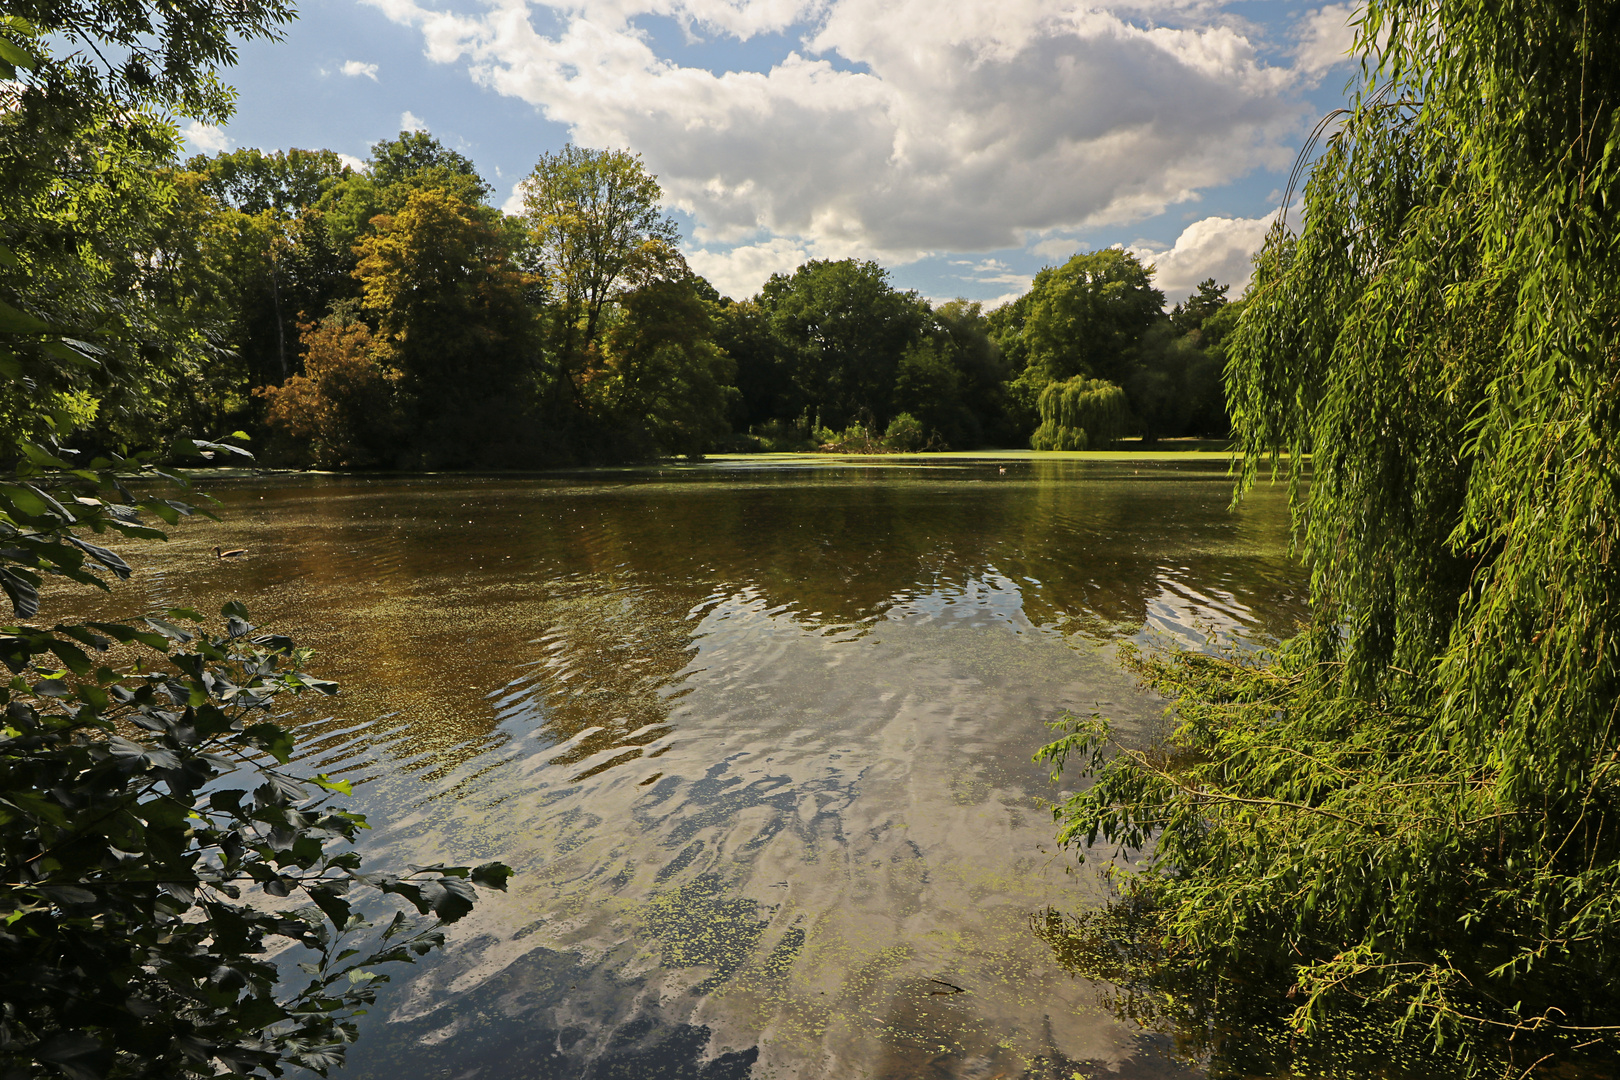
[{"xmin": 1042, "ymin": 4, "xmax": 1620, "ymax": 1068}]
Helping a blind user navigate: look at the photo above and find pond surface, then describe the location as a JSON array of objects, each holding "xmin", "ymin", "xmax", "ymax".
[{"xmin": 60, "ymin": 455, "xmax": 1305, "ymax": 1079}]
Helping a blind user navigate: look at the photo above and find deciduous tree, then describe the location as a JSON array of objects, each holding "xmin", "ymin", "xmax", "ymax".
[
  {"xmin": 256, "ymin": 314, "xmax": 400, "ymax": 468},
  {"xmin": 354, "ymin": 188, "xmax": 533, "ymax": 466},
  {"xmin": 520, "ymin": 146, "xmax": 679, "ymax": 390},
  {"xmin": 589, "ymin": 276, "xmax": 737, "ymax": 458},
  {"xmin": 756, "ymin": 259, "xmax": 929, "ymax": 429},
  {"xmin": 1019, "ymin": 249, "xmax": 1163, "ymax": 388}
]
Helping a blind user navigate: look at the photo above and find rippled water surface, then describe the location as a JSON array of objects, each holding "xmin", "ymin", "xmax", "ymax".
[{"xmin": 62, "ymin": 455, "xmax": 1306, "ymax": 1079}]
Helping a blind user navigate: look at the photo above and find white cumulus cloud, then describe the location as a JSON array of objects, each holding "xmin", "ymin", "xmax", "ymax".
[
  {"xmin": 1030, "ymin": 237, "xmax": 1090, "ymax": 262},
  {"xmin": 500, "ymin": 180, "xmax": 528, "ymax": 216},
  {"xmin": 1293, "ymin": 4, "xmax": 1358, "ymax": 80},
  {"xmin": 181, "ymin": 120, "xmax": 231, "ymax": 154},
  {"xmin": 1132, "ymin": 212, "xmax": 1277, "ymax": 303},
  {"xmin": 342, "ymin": 59, "xmax": 381, "ymax": 80},
  {"xmin": 685, "ymin": 237, "xmax": 812, "ymax": 300},
  {"xmin": 364, "ymin": 0, "xmax": 1314, "ymax": 264},
  {"xmin": 338, "ymin": 152, "xmax": 368, "ymax": 172},
  {"xmin": 401, "ymin": 110, "xmax": 430, "ymax": 133}
]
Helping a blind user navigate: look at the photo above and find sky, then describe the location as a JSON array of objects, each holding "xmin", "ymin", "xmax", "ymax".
[{"xmin": 186, "ymin": 0, "xmax": 1363, "ymax": 306}]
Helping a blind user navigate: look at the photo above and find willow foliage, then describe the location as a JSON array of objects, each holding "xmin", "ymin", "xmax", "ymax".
[
  {"xmin": 1030, "ymin": 376, "xmax": 1127, "ymax": 451},
  {"xmin": 1045, "ymin": 0, "xmax": 1620, "ymax": 1069}
]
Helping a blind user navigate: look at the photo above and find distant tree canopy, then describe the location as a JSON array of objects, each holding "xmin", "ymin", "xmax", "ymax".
[
  {"xmin": 520, "ymin": 144, "xmax": 682, "ymax": 395},
  {"xmin": 44, "ymin": 106, "xmax": 1241, "ymax": 466},
  {"xmin": 367, "ymin": 130, "xmax": 486, "ymax": 195},
  {"xmin": 185, "ymin": 147, "xmax": 353, "ymax": 216},
  {"xmin": 591, "ymin": 276, "xmax": 737, "ymax": 459},
  {"xmin": 985, "ymin": 250, "xmax": 1233, "ymax": 444},
  {"xmin": 355, "ymin": 188, "xmax": 533, "ymax": 465},
  {"xmin": 754, "ymin": 259, "xmax": 930, "ymax": 430},
  {"xmin": 165, "ymin": 137, "xmax": 731, "ymax": 466},
  {"xmin": 1169, "ymin": 277, "xmax": 1229, "ymax": 335},
  {"xmin": 721, "ymin": 265, "xmax": 1035, "ymax": 450},
  {"xmin": 1022, "ymin": 249, "xmax": 1164, "ymax": 386}
]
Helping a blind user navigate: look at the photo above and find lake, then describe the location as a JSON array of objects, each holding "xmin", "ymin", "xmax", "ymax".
[{"xmin": 58, "ymin": 454, "xmax": 1304, "ymax": 1079}]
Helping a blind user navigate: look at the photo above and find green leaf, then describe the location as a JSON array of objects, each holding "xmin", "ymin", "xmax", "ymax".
[
  {"xmin": 67, "ymin": 536, "xmax": 133, "ymax": 577},
  {"xmin": 38, "ymin": 884, "xmax": 97, "ymax": 906},
  {"xmin": 104, "ymin": 520, "xmax": 167, "ymax": 541},
  {"xmin": 109, "ymin": 735, "xmax": 181, "ymax": 771},
  {"xmin": 41, "ymin": 338, "xmax": 97, "ymax": 367},
  {"xmin": 143, "ymin": 501, "xmax": 181, "ymax": 525},
  {"xmin": 0, "ymin": 300, "xmax": 49, "ymax": 334},
  {"xmin": 85, "ymin": 621, "xmax": 170, "ymax": 651},
  {"xmin": 242, "ymin": 722, "xmax": 294, "ymax": 764},
  {"xmin": 236, "ymin": 996, "xmax": 289, "ymax": 1029},
  {"xmin": 421, "ymin": 877, "xmax": 478, "ymax": 923},
  {"xmin": 0, "ymin": 37, "xmax": 38, "ymax": 71},
  {"xmin": 33, "ymin": 1031, "xmax": 111, "ymax": 1080},
  {"xmin": 311, "ymin": 773, "xmax": 352, "ymax": 795},
  {"xmin": 18, "ymin": 442, "xmax": 72, "ymax": 469},
  {"xmin": 193, "ymin": 437, "xmax": 254, "ymax": 459},
  {"xmin": 294, "ymin": 672, "xmax": 340, "ymax": 696},
  {"xmin": 0, "ymin": 565, "xmax": 41, "ymax": 620},
  {"xmin": 141, "ymin": 616, "xmax": 194, "ymax": 642},
  {"xmin": 308, "ymin": 885, "xmax": 352, "ymax": 928},
  {"xmin": 0, "ymin": 482, "xmax": 50, "ymax": 517},
  {"xmin": 52, "ymin": 624, "xmax": 110, "ymax": 651},
  {"xmin": 470, "ymin": 862, "xmax": 514, "ymax": 891},
  {"xmin": 47, "ymin": 639, "xmax": 92, "ymax": 676}
]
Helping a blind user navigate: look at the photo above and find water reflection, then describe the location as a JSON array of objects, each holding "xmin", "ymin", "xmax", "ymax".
[{"xmin": 52, "ymin": 457, "xmax": 1301, "ymax": 1079}]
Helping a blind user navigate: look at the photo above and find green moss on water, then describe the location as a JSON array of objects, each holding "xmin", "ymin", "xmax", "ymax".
[{"xmin": 640, "ymin": 874, "xmax": 768, "ymax": 994}]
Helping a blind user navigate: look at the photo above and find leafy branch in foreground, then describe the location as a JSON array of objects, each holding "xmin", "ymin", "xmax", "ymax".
[
  {"xmin": 0, "ymin": 605, "xmax": 512, "ymax": 1079},
  {"xmin": 0, "ymin": 431, "xmax": 254, "ymax": 621},
  {"xmin": 3, "ymin": 5, "xmax": 514, "ymax": 1077}
]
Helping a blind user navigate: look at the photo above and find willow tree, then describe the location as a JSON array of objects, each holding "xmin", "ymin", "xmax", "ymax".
[
  {"xmin": 1044, "ymin": 0, "xmax": 1620, "ymax": 1069},
  {"xmin": 1029, "ymin": 376, "xmax": 1126, "ymax": 451}
]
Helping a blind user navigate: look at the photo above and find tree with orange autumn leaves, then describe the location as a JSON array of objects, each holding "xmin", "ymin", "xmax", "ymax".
[
  {"xmin": 257, "ymin": 186, "xmax": 536, "ymax": 467},
  {"xmin": 254, "ymin": 316, "xmax": 398, "ymax": 468}
]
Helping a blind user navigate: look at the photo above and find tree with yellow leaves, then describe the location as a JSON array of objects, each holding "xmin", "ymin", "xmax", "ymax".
[
  {"xmin": 353, "ymin": 188, "xmax": 534, "ymax": 466},
  {"xmin": 519, "ymin": 145, "xmax": 681, "ymax": 394}
]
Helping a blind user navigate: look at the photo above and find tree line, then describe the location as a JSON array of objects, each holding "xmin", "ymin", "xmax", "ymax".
[{"xmin": 112, "ymin": 133, "xmax": 1241, "ymax": 468}]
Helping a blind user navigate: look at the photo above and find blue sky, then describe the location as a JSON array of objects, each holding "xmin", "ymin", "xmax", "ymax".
[{"xmin": 191, "ymin": 0, "xmax": 1363, "ymax": 306}]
